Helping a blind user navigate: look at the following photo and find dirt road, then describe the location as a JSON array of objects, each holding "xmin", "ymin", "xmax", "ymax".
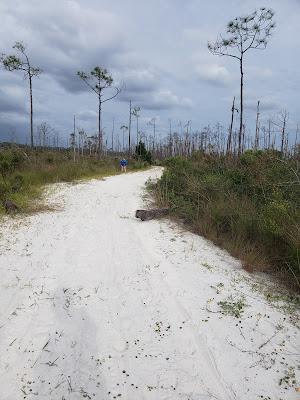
[{"xmin": 0, "ymin": 167, "xmax": 299, "ymax": 399}]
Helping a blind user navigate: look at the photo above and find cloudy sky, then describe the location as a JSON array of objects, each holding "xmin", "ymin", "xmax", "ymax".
[{"xmin": 0, "ymin": 0, "xmax": 299, "ymax": 145}]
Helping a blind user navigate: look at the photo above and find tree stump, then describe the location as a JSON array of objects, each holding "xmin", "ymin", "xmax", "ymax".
[
  {"xmin": 135, "ymin": 208, "xmax": 169, "ymax": 221},
  {"xmin": 3, "ymin": 200, "xmax": 19, "ymax": 214}
]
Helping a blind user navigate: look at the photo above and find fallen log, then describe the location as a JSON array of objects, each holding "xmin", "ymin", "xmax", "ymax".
[{"xmin": 135, "ymin": 208, "xmax": 169, "ymax": 221}]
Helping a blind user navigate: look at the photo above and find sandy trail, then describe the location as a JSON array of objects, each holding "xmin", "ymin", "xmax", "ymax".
[{"xmin": 0, "ymin": 167, "xmax": 299, "ymax": 400}]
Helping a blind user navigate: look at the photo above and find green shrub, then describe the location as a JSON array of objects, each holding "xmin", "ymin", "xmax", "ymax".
[
  {"xmin": 0, "ymin": 148, "xmax": 146, "ymax": 214},
  {"xmin": 153, "ymin": 152, "xmax": 300, "ymax": 288}
]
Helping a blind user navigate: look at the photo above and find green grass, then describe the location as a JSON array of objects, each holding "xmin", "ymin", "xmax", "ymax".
[
  {"xmin": 151, "ymin": 150, "xmax": 300, "ymax": 290},
  {"xmin": 0, "ymin": 146, "xmax": 148, "ymax": 215}
]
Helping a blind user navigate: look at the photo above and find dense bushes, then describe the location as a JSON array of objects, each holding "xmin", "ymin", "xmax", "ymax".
[
  {"xmin": 154, "ymin": 150, "xmax": 300, "ymax": 288},
  {"xmin": 135, "ymin": 141, "xmax": 152, "ymax": 163}
]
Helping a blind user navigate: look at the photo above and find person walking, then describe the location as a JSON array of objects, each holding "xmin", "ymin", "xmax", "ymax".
[{"xmin": 120, "ymin": 158, "xmax": 128, "ymax": 172}]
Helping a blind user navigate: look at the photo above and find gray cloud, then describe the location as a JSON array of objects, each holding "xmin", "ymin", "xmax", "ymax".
[
  {"xmin": 244, "ymin": 97, "xmax": 281, "ymax": 112},
  {"xmin": 195, "ymin": 64, "xmax": 232, "ymax": 87},
  {"xmin": 78, "ymin": 110, "xmax": 98, "ymax": 121},
  {"xmin": 0, "ymin": 0, "xmax": 299, "ymax": 143}
]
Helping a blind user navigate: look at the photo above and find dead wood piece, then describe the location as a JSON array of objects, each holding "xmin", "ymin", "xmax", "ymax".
[
  {"xmin": 135, "ymin": 208, "xmax": 169, "ymax": 221},
  {"xmin": 3, "ymin": 200, "xmax": 19, "ymax": 214}
]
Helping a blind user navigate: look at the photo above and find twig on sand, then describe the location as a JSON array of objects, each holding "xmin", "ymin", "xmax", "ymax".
[
  {"xmin": 238, "ymin": 327, "xmax": 246, "ymax": 340},
  {"xmin": 45, "ymin": 356, "xmax": 60, "ymax": 367},
  {"xmin": 9, "ymin": 338, "xmax": 17, "ymax": 346},
  {"xmin": 258, "ymin": 330, "xmax": 280, "ymax": 350},
  {"xmin": 227, "ymin": 339, "xmax": 255, "ymax": 355},
  {"xmin": 31, "ymin": 356, "xmax": 40, "ymax": 368},
  {"xmin": 66, "ymin": 376, "xmax": 73, "ymax": 392},
  {"xmin": 200, "ymin": 304, "xmax": 220, "ymax": 314},
  {"xmin": 42, "ymin": 339, "xmax": 50, "ymax": 351},
  {"xmin": 54, "ymin": 380, "xmax": 64, "ymax": 390}
]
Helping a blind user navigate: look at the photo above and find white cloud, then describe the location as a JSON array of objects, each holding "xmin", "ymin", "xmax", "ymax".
[
  {"xmin": 78, "ymin": 110, "xmax": 98, "ymax": 121},
  {"xmin": 195, "ymin": 64, "xmax": 232, "ymax": 86},
  {"xmin": 248, "ymin": 66, "xmax": 273, "ymax": 79},
  {"xmin": 139, "ymin": 90, "xmax": 193, "ymax": 110},
  {"xmin": 182, "ymin": 28, "xmax": 207, "ymax": 42}
]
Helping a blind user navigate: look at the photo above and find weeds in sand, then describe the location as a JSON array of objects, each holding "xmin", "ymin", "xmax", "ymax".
[
  {"xmin": 201, "ymin": 262, "xmax": 213, "ymax": 271},
  {"xmin": 218, "ymin": 296, "xmax": 247, "ymax": 318},
  {"xmin": 279, "ymin": 366, "xmax": 297, "ymax": 389},
  {"xmin": 210, "ymin": 282, "xmax": 224, "ymax": 294}
]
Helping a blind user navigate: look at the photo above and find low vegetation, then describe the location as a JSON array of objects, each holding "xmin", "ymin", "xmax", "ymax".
[
  {"xmin": 152, "ymin": 150, "xmax": 300, "ymax": 289},
  {"xmin": 0, "ymin": 145, "xmax": 147, "ymax": 215}
]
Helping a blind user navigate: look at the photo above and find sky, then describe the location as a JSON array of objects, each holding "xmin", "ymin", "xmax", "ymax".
[{"xmin": 0, "ymin": 0, "xmax": 299, "ymax": 146}]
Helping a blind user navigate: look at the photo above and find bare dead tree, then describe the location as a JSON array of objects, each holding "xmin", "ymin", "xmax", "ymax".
[
  {"xmin": 120, "ymin": 125, "xmax": 128, "ymax": 152},
  {"xmin": 1, "ymin": 42, "xmax": 42, "ymax": 148},
  {"xmin": 132, "ymin": 106, "xmax": 141, "ymax": 148},
  {"xmin": 208, "ymin": 8, "xmax": 275, "ymax": 155},
  {"xmin": 279, "ymin": 110, "xmax": 288, "ymax": 155},
  {"xmin": 227, "ymin": 96, "xmax": 238, "ymax": 154},
  {"xmin": 111, "ymin": 118, "xmax": 115, "ymax": 152},
  {"xmin": 147, "ymin": 118, "xmax": 156, "ymax": 152},
  {"xmin": 254, "ymin": 100, "xmax": 260, "ymax": 149},
  {"xmin": 128, "ymin": 100, "xmax": 132, "ymax": 153}
]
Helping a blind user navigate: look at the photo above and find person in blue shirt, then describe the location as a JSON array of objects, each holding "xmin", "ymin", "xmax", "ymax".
[{"xmin": 120, "ymin": 158, "xmax": 128, "ymax": 172}]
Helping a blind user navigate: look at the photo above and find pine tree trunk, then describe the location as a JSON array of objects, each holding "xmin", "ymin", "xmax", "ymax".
[
  {"xmin": 128, "ymin": 100, "xmax": 132, "ymax": 153},
  {"xmin": 29, "ymin": 75, "xmax": 34, "ymax": 148},
  {"xmin": 227, "ymin": 96, "xmax": 235, "ymax": 154},
  {"xmin": 254, "ymin": 100, "xmax": 260, "ymax": 150},
  {"xmin": 98, "ymin": 93, "xmax": 102, "ymax": 159},
  {"xmin": 238, "ymin": 58, "xmax": 244, "ymax": 156}
]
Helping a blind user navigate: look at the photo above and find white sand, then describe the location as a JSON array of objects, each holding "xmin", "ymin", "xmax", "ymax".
[{"xmin": 0, "ymin": 167, "xmax": 299, "ymax": 399}]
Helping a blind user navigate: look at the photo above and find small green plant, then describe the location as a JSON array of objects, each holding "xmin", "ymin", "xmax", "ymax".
[
  {"xmin": 218, "ymin": 296, "xmax": 247, "ymax": 318},
  {"xmin": 211, "ymin": 282, "xmax": 224, "ymax": 294},
  {"xmin": 201, "ymin": 262, "xmax": 213, "ymax": 271},
  {"xmin": 154, "ymin": 321, "xmax": 162, "ymax": 333},
  {"xmin": 279, "ymin": 366, "xmax": 297, "ymax": 388}
]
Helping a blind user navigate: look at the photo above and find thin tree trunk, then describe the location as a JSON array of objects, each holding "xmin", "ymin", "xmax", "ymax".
[
  {"xmin": 98, "ymin": 93, "xmax": 102, "ymax": 158},
  {"xmin": 238, "ymin": 58, "xmax": 244, "ymax": 156},
  {"xmin": 254, "ymin": 100, "xmax": 260, "ymax": 150},
  {"xmin": 128, "ymin": 100, "xmax": 132, "ymax": 153},
  {"xmin": 281, "ymin": 114, "xmax": 286, "ymax": 155},
  {"xmin": 29, "ymin": 75, "xmax": 34, "ymax": 148},
  {"xmin": 111, "ymin": 118, "xmax": 114, "ymax": 152},
  {"xmin": 227, "ymin": 96, "xmax": 235, "ymax": 154},
  {"xmin": 295, "ymin": 125, "xmax": 299, "ymax": 156},
  {"xmin": 136, "ymin": 116, "xmax": 139, "ymax": 147},
  {"xmin": 153, "ymin": 119, "xmax": 156, "ymax": 152},
  {"xmin": 73, "ymin": 115, "xmax": 76, "ymax": 163}
]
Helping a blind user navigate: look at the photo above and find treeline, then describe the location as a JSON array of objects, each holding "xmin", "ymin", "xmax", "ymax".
[
  {"xmin": 153, "ymin": 150, "xmax": 300, "ymax": 290},
  {"xmin": 156, "ymin": 113, "xmax": 298, "ymax": 159},
  {"xmin": 1, "ymin": 8, "xmax": 298, "ymax": 162}
]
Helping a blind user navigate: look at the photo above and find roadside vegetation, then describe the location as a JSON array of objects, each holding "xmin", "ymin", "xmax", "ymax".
[
  {"xmin": 0, "ymin": 144, "xmax": 147, "ymax": 215},
  {"xmin": 0, "ymin": 8, "xmax": 299, "ymax": 292},
  {"xmin": 152, "ymin": 150, "xmax": 300, "ymax": 290}
]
